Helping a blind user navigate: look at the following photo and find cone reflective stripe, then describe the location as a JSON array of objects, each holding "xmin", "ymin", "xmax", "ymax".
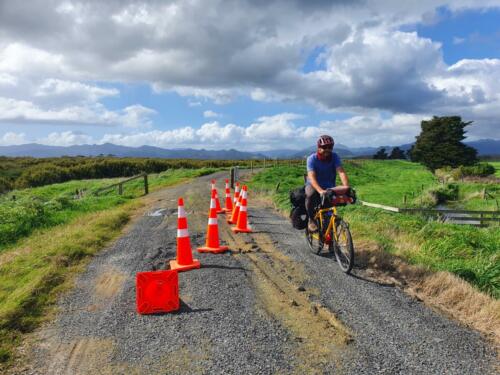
[
  {"xmin": 223, "ymin": 179, "xmax": 233, "ymax": 212},
  {"xmin": 228, "ymin": 191, "xmax": 242, "ymax": 224},
  {"xmin": 169, "ymin": 198, "xmax": 200, "ymax": 272},
  {"xmin": 211, "ymin": 179, "xmax": 225, "ymax": 214},
  {"xmin": 198, "ymin": 190, "xmax": 229, "ymax": 253},
  {"xmin": 233, "ymin": 183, "xmax": 240, "ymax": 205},
  {"xmin": 232, "ymin": 186, "xmax": 252, "ymax": 233}
]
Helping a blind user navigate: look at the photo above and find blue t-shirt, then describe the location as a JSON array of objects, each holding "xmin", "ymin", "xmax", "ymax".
[{"xmin": 306, "ymin": 152, "xmax": 342, "ymax": 189}]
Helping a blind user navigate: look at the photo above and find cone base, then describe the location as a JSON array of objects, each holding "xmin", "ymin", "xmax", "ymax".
[
  {"xmin": 222, "ymin": 208, "xmax": 232, "ymax": 213},
  {"xmin": 216, "ymin": 209, "xmax": 226, "ymax": 214},
  {"xmin": 197, "ymin": 245, "xmax": 229, "ymax": 254},
  {"xmin": 169, "ymin": 259, "xmax": 200, "ymax": 272},
  {"xmin": 231, "ymin": 226, "xmax": 252, "ymax": 233},
  {"xmin": 227, "ymin": 218, "xmax": 237, "ymax": 224}
]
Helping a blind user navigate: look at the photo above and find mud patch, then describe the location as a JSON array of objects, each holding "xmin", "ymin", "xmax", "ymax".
[
  {"xmin": 94, "ymin": 269, "xmax": 126, "ymax": 300},
  {"xmin": 221, "ymin": 227, "xmax": 352, "ymax": 373},
  {"xmin": 154, "ymin": 339, "xmax": 212, "ymax": 375},
  {"xmin": 40, "ymin": 337, "xmax": 144, "ymax": 375}
]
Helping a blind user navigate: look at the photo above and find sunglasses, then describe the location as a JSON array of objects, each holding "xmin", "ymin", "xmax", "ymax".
[{"xmin": 319, "ymin": 145, "xmax": 333, "ymax": 150}]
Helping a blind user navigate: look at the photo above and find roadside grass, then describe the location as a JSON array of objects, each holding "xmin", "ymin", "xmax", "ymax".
[
  {"xmin": 0, "ymin": 167, "xmax": 217, "ymax": 365},
  {"xmin": 248, "ymin": 161, "xmax": 499, "ymax": 299},
  {"xmin": 0, "ymin": 203, "xmax": 137, "ymax": 366},
  {"xmin": 0, "ymin": 168, "xmax": 217, "ymax": 251}
]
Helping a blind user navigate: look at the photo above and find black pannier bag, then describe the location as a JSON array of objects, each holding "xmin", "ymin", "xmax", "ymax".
[
  {"xmin": 290, "ymin": 205, "xmax": 308, "ymax": 230},
  {"xmin": 289, "ymin": 186, "xmax": 307, "ymax": 229},
  {"xmin": 289, "ymin": 186, "xmax": 306, "ymax": 208}
]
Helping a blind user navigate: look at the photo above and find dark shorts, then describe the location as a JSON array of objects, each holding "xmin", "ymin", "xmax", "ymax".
[{"xmin": 305, "ymin": 184, "xmax": 320, "ymax": 220}]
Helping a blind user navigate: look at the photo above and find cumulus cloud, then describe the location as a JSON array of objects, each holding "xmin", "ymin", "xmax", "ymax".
[
  {"xmin": 203, "ymin": 110, "xmax": 221, "ymax": 118},
  {"xmin": 0, "ymin": 97, "xmax": 155, "ymax": 127},
  {"xmin": 0, "ymin": 0, "xmax": 500, "ymax": 143},
  {"xmin": 38, "ymin": 131, "xmax": 93, "ymax": 146},
  {"xmin": 0, "ymin": 131, "xmax": 27, "ymax": 146},
  {"xmin": 0, "ymin": 110, "xmax": 493, "ymax": 149},
  {"xmin": 34, "ymin": 79, "xmax": 119, "ymax": 104}
]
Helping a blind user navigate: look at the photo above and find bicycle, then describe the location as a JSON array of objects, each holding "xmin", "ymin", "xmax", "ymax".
[{"xmin": 305, "ymin": 186, "xmax": 356, "ymax": 274}]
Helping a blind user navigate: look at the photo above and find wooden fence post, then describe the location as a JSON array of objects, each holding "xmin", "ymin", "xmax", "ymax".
[
  {"xmin": 144, "ymin": 174, "xmax": 149, "ymax": 195},
  {"xmin": 118, "ymin": 183, "xmax": 123, "ymax": 195}
]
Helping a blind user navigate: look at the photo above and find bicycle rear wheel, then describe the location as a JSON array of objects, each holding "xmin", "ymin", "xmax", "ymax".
[
  {"xmin": 332, "ymin": 220, "xmax": 354, "ymax": 274},
  {"xmin": 305, "ymin": 227, "xmax": 323, "ymax": 255}
]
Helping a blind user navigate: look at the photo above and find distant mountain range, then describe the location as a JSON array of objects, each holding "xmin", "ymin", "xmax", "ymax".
[
  {"xmin": 0, "ymin": 143, "xmax": 267, "ymax": 159},
  {"xmin": 0, "ymin": 139, "xmax": 498, "ymax": 159}
]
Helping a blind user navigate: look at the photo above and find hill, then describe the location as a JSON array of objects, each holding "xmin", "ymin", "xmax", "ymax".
[
  {"xmin": 0, "ymin": 139, "xmax": 498, "ymax": 159},
  {"xmin": 0, "ymin": 143, "xmax": 266, "ymax": 159}
]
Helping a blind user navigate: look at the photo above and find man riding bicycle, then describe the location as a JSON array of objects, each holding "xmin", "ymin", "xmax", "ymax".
[{"xmin": 306, "ymin": 135, "xmax": 350, "ymax": 232}]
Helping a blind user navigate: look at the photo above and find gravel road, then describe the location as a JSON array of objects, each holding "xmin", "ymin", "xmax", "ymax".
[{"xmin": 13, "ymin": 172, "xmax": 498, "ymax": 374}]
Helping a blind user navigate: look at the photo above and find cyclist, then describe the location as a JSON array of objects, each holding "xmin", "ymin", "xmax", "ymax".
[{"xmin": 306, "ymin": 135, "xmax": 349, "ymax": 232}]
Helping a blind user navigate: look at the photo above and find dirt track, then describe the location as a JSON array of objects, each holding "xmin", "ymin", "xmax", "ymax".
[{"xmin": 12, "ymin": 172, "xmax": 498, "ymax": 374}]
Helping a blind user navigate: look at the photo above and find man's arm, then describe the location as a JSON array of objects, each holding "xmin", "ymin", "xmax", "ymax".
[
  {"xmin": 337, "ymin": 166, "xmax": 349, "ymax": 186},
  {"xmin": 307, "ymin": 170, "xmax": 326, "ymax": 195}
]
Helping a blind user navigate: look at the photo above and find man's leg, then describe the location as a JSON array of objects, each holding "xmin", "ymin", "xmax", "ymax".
[{"xmin": 305, "ymin": 185, "xmax": 320, "ymax": 231}]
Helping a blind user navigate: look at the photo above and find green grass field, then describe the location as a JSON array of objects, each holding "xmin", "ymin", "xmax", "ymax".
[
  {"xmin": 0, "ymin": 167, "xmax": 217, "ymax": 364},
  {"xmin": 248, "ymin": 160, "xmax": 500, "ymax": 299},
  {"xmin": 490, "ymin": 161, "xmax": 500, "ymax": 177}
]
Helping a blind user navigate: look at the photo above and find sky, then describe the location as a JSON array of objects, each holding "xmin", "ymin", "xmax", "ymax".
[{"xmin": 0, "ymin": 0, "xmax": 500, "ymax": 151}]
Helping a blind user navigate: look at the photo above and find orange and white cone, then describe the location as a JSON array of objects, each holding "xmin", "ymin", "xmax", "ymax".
[
  {"xmin": 211, "ymin": 179, "xmax": 225, "ymax": 214},
  {"xmin": 169, "ymin": 198, "xmax": 201, "ymax": 272},
  {"xmin": 228, "ymin": 191, "xmax": 242, "ymax": 224},
  {"xmin": 223, "ymin": 179, "xmax": 233, "ymax": 213},
  {"xmin": 233, "ymin": 182, "xmax": 240, "ymax": 207},
  {"xmin": 197, "ymin": 190, "xmax": 229, "ymax": 253},
  {"xmin": 232, "ymin": 185, "xmax": 252, "ymax": 233}
]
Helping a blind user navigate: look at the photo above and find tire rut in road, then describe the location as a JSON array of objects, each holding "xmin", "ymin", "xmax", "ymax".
[{"xmin": 220, "ymin": 224, "xmax": 352, "ymax": 374}]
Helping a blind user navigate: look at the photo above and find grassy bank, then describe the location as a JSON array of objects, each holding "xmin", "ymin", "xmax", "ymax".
[
  {"xmin": 248, "ymin": 161, "xmax": 499, "ymax": 299},
  {"xmin": 0, "ymin": 168, "xmax": 216, "ymax": 251},
  {"xmin": 0, "ymin": 168, "xmax": 216, "ymax": 365}
]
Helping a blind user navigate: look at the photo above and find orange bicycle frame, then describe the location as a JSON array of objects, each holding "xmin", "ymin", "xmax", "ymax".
[{"xmin": 313, "ymin": 206, "xmax": 338, "ymax": 241}]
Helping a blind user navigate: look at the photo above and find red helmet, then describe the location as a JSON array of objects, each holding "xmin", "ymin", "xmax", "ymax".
[{"xmin": 317, "ymin": 135, "xmax": 334, "ymax": 148}]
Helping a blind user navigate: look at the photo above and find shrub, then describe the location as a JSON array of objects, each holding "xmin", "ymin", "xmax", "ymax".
[
  {"xmin": 0, "ymin": 178, "xmax": 11, "ymax": 194},
  {"xmin": 458, "ymin": 163, "xmax": 495, "ymax": 177}
]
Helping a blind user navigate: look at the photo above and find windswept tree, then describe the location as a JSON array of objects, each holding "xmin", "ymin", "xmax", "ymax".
[
  {"xmin": 410, "ymin": 116, "xmax": 478, "ymax": 171},
  {"xmin": 389, "ymin": 147, "xmax": 406, "ymax": 159},
  {"xmin": 373, "ymin": 148, "xmax": 388, "ymax": 160}
]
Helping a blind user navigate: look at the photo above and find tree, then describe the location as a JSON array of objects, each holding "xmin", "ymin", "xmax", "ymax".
[
  {"xmin": 410, "ymin": 116, "xmax": 478, "ymax": 171},
  {"xmin": 389, "ymin": 147, "xmax": 406, "ymax": 159},
  {"xmin": 373, "ymin": 148, "xmax": 388, "ymax": 160}
]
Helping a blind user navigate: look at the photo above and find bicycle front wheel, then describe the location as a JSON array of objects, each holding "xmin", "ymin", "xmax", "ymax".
[
  {"xmin": 333, "ymin": 220, "xmax": 354, "ymax": 274},
  {"xmin": 305, "ymin": 227, "xmax": 323, "ymax": 255}
]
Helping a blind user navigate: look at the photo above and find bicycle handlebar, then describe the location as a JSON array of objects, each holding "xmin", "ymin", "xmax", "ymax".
[{"xmin": 320, "ymin": 186, "xmax": 356, "ymax": 207}]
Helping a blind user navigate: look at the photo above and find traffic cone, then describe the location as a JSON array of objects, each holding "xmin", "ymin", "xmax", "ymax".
[
  {"xmin": 211, "ymin": 180, "xmax": 225, "ymax": 214},
  {"xmin": 197, "ymin": 190, "xmax": 229, "ymax": 253},
  {"xmin": 223, "ymin": 179, "xmax": 233, "ymax": 213},
  {"xmin": 233, "ymin": 182, "xmax": 240, "ymax": 207},
  {"xmin": 169, "ymin": 198, "xmax": 201, "ymax": 272},
  {"xmin": 232, "ymin": 185, "xmax": 252, "ymax": 233},
  {"xmin": 228, "ymin": 191, "xmax": 242, "ymax": 224}
]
